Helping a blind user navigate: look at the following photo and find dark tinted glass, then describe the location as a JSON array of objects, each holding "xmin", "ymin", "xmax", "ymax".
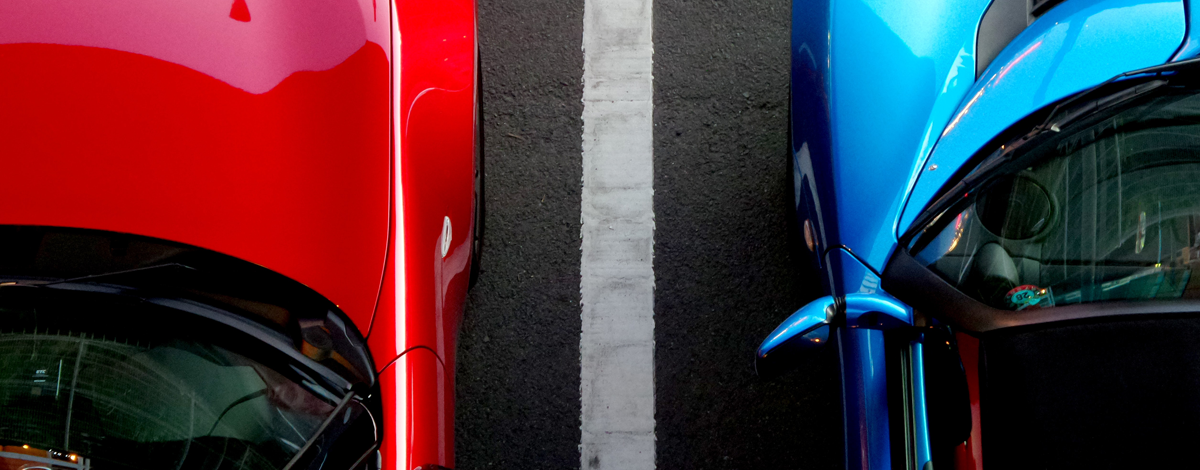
[
  {"xmin": 913, "ymin": 89, "xmax": 1200, "ymax": 310},
  {"xmin": 981, "ymin": 314, "xmax": 1200, "ymax": 468},
  {"xmin": 975, "ymin": 176, "xmax": 1054, "ymax": 240},
  {"xmin": 0, "ymin": 226, "xmax": 375, "ymax": 386},
  {"xmin": 0, "ymin": 287, "xmax": 369, "ymax": 470}
]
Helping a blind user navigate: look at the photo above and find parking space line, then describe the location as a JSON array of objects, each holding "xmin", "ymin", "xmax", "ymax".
[{"xmin": 579, "ymin": 0, "xmax": 655, "ymax": 467}]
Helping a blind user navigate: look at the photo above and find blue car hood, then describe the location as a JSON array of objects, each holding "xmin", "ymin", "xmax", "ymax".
[
  {"xmin": 898, "ymin": 0, "xmax": 1187, "ymax": 237},
  {"xmin": 801, "ymin": 0, "xmax": 1186, "ymax": 294}
]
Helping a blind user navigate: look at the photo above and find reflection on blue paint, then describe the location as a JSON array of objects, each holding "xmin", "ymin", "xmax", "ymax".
[
  {"xmin": 789, "ymin": 2, "xmax": 1189, "ymax": 470},
  {"xmin": 757, "ymin": 296, "xmax": 837, "ymax": 358},
  {"xmin": 838, "ymin": 328, "xmax": 891, "ymax": 470},
  {"xmin": 844, "ymin": 292, "xmax": 913, "ymax": 329},
  {"xmin": 827, "ymin": 247, "xmax": 880, "ymax": 297},
  {"xmin": 911, "ymin": 339, "xmax": 933, "ymax": 469},
  {"xmin": 1172, "ymin": 0, "xmax": 1200, "ymax": 60},
  {"xmin": 824, "ymin": 0, "xmax": 994, "ymax": 275},
  {"xmin": 898, "ymin": 0, "xmax": 1185, "ymax": 234}
]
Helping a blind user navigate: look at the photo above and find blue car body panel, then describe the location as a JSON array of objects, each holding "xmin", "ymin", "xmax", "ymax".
[
  {"xmin": 826, "ymin": 247, "xmax": 880, "ymax": 297},
  {"xmin": 757, "ymin": 296, "xmax": 836, "ymax": 357},
  {"xmin": 794, "ymin": 0, "xmax": 992, "ymax": 467},
  {"xmin": 788, "ymin": 0, "xmax": 1189, "ymax": 469},
  {"xmin": 1172, "ymin": 0, "xmax": 1200, "ymax": 60},
  {"xmin": 790, "ymin": 0, "xmax": 833, "ymax": 291},
  {"xmin": 835, "ymin": 327, "xmax": 891, "ymax": 470},
  {"xmin": 792, "ymin": 0, "xmax": 992, "ymax": 283},
  {"xmin": 909, "ymin": 339, "xmax": 933, "ymax": 468},
  {"xmin": 897, "ymin": 0, "xmax": 1186, "ymax": 234}
]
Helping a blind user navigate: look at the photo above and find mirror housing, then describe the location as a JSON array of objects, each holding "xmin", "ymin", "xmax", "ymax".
[
  {"xmin": 755, "ymin": 296, "xmax": 837, "ymax": 377},
  {"xmin": 756, "ymin": 292, "xmax": 913, "ymax": 377},
  {"xmin": 844, "ymin": 292, "xmax": 912, "ymax": 329}
]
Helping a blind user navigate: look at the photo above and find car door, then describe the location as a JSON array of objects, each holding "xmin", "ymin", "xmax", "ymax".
[{"xmin": 883, "ymin": 65, "xmax": 1200, "ymax": 469}]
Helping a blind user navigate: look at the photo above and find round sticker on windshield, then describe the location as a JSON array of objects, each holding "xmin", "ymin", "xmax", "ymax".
[{"xmin": 1006, "ymin": 284, "xmax": 1055, "ymax": 311}]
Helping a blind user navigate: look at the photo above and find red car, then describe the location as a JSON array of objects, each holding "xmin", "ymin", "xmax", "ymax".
[{"xmin": 0, "ymin": 0, "xmax": 481, "ymax": 469}]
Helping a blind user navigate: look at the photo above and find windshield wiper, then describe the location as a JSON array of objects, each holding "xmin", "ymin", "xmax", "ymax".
[
  {"xmin": 280, "ymin": 390, "xmax": 358, "ymax": 470},
  {"xmin": 38, "ymin": 263, "xmax": 196, "ymax": 286},
  {"xmin": 959, "ymin": 59, "xmax": 1200, "ymax": 191},
  {"xmin": 1037, "ymin": 56, "xmax": 1200, "ymax": 133}
]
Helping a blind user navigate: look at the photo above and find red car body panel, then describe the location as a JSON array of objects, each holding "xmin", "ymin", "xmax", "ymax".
[
  {"xmin": 380, "ymin": 347, "xmax": 450, "ymax": 470},
  {"xmin": 952, "ymin": 333, "xmax": 983, "ymax": 470},
  {"xmin": 373, "ymin": 0, "xmax": 476, "ymax": 467},
  {"xmin": 0, "ymin": 0, "xmax": 477, "ymax": 468},
  {"xmin": 0, "ymin": 41, "xmax": 392, "ymax": 331}
]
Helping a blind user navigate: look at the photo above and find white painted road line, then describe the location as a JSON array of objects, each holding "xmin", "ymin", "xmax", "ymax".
[{"xmin": 579, "ymin": 0, "xmax": 655, "ymax": 467}]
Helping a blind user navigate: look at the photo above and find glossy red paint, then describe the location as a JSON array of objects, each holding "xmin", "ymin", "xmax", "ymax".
[
  {"xmin": 366, "ymin": 0, "xmax": 477, "ymax": 466},
  {"xmin": 0, "ymin": 0, "xmax": 392, "ymax": 337},
  {"xmin": 0, "ymin": 0, "xmax": 389, "ymax": 94},
  {"xmin": 230, "ymin": 0, "xmax": 252, "ymax": 22},
  {"xmin": 952, "ymin": 332, "xmax": 983, "ymax": 470},
  {"xmin": 0, "ymin": 0, "xmax": 477, "ymax": 468},
  {"xmin": 0, "ymin": 41, "xmax": 391, "ymax": 331},
  {"xmin": 379, "ymin": 348, "xmax": 450, "ymax": 470}
]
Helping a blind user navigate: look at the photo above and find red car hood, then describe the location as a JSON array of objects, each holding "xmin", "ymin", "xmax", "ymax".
[{"xmin": 0, "ymin": 0, "xmax": 393, "ymax": 332}]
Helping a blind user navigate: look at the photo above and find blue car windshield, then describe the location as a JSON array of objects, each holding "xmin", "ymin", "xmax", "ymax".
[{"xmin": 912, "ymin": 83, "xmax": 1200, "ymax": 311}]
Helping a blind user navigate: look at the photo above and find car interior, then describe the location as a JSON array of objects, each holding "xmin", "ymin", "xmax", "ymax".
[
  {"xmin": 884, "ymin": 81, "xmax": 1200, "ymax": 469},
  {"xmin": 915, "ymin": 90, "xmax": 1200, "ymax": 312}
]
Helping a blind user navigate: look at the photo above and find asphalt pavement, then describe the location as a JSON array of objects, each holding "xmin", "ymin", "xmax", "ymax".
[
  {"xmin": 456, "ymin": 0, "xmax": 845, "ymax": 468},
  {"xmin": 454, "ymin": 0, "xmax": 584, "ymax": 466}
]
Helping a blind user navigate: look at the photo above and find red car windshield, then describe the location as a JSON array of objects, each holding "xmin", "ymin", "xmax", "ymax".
[{"xmin": 0, "ymin": 286, "xmax": 374, "ymax": 470}]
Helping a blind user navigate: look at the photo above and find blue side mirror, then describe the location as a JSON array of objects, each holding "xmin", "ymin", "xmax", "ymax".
[
  {"xmin": 843, "ymin": 292, "xmax": 912, "ymax": 330},
  {"xmin": 756, "ymin": 292, "xmax": 912, "ymax": 377},
  {"xmin": 755, "ymin": 296, "xmax": 837, "ymax": 377}
]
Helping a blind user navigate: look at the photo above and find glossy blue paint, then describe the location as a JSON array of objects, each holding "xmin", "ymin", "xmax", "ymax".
[
  {"xmin": 792, "ymin": 0, "xmax": 995, "ymax": 467},
  {"xmin": 910, "ymin": 339, "xmax": 933, "ymax": 470},
  {"xmin": 790, "ymin": 0, "xmax": 833, "ymax": 291},
  {"xmin": 844, "ymin": 292, "xmax": 912, "ymax": 330},
  {"xmin": 898, "ymin": 0, "xmax": 1186, "ymax": 234},
  {"xmin": 837, "ymin": 327, "xmax": 891, "ymax": 470},
  {"xmin": 779, "ymin": 1, "xmax": 1191, "ymax": 469},
  {"xmin": 813, "ymin": 0, "xmax": 993, "ymax": 276},
  {"xmin": 826, "ymin": 247, "xmax": 881, "ymax": 297},
  {"xmin": 759, "ymin": 291, "xmax": 913, "ymax": 361},
  {"xmin": 1172, "ymin": 0, "xmax": 1200, "ymax": 60},
  {"xmin": 823, "ymin": 247, "xmax": 895, "ymax": 469},
  {"xmin": 757, "ymin": 296, "xmax": 837, "ymax": 358}
]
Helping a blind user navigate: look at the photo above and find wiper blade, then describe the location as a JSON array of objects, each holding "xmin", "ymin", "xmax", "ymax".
[
  {"xmin": 968, "ymin": 60, "xmax": 1200, "ymax": 187},
  {"xmin": 280, "ymin": 390, "xmax": 357, "ymax": 470},
  {"xmin": 1038, "ymin": 56, "xmax": 1200, "ymax": 132},
  {"xmin": 38, "ymin": 263, "xmax": 196, "ymax": 286}
]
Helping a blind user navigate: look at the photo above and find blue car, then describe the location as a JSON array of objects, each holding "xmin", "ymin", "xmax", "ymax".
[{"xmin": 760, "ymin": 0, "xmax": 1200, "ymax": 468}]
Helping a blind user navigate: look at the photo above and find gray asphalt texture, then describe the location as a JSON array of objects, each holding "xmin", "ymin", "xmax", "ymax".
[
  {"xmin": 457, "ymin": 0, "xmax": 845, "ymax": 468},
  {"xmin": 454, "ymin": 0, "xmax": 584, "ymax": 466}
]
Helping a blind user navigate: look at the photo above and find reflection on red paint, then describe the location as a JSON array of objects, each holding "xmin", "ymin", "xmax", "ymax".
[
  {"xmin": 953, "ymin": 332, "xmax": 982, "ymax": 470},
  {"xmin": 378, "ymin": 348, "xmax": 450, "ymax": 470},
  {"xmin": 0, "ymin": 0, "xmax": 369, "ymax": 93},
  {"xmin": 1, "ymin": 0, "xmax": 478, "ymax": 465},
  {"xmin": 230, "ymin": 0, "xmax": 251, "ymax": 22},
  {"xmin": 0, "ymin": 42, "xmax": 391, "ymax": 333}
]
